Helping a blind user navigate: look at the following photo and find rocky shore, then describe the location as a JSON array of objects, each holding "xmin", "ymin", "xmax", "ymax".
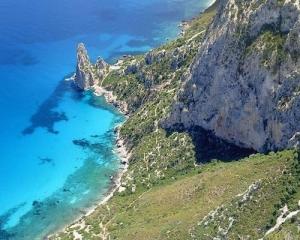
[
  {"xmin": 49, "ymin": 6, "xmax": 208, "ymax": 236},
  {"xmin": 50, "ymin": 3, "xmax": 215, "ymax": 238},
  {"xmin": 48, "ymin": 1, "xmax": 300, "ymax": 239},
  {"xmin": 93, "ymin": 86, "xmax": 129, "ymax": 116},
  {"xmin": 47, "ymin": 126, "xmax": 131, "ymax": 240},
  {"xmin": 74, "ymin": 43, "xmax": 129, "ymax": 116},
  {"xmin": 47, "ymin": 45, "xmax": 132, "ymax": 239}
]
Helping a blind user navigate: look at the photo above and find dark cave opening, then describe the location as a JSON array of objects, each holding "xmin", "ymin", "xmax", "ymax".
[{"xmin": 165, "ymin": 124, "xmax": 256, "ymax": 163}]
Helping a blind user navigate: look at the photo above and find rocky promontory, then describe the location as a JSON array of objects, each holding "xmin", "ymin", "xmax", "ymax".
[
  {"xmin": 52, "ymin": 2, "xmax": 300, "ymax": 239},
  {"xmin": 75, "ymin": 43, "xmax": 109, "ymax": 90}
]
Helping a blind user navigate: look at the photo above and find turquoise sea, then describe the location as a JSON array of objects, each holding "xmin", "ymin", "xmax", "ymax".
[{"xmin": 0, "ymin": 0, "xmax": 212, "ymax": 239}]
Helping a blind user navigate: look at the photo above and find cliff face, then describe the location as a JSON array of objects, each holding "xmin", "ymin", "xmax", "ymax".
[
  {"xmin": 166, "ymin": 0, "xmax": 300, "ymax": 152},
  {"xmin": 74, "ymin": 43, "xmax": 109, "ymax": 90},
  {"xmin": 52, "ymin": 4, "xmax": 300, "ymax": 240}
]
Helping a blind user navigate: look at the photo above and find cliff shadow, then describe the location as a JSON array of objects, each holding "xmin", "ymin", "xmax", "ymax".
[{"xmin": 165, "ymin": 124, "xmax": 256, "ymax": 163}]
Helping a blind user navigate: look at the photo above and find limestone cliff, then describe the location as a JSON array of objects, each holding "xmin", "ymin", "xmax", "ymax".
[
  {"xmin": 74, "ymin": 43, "xmax": 109, "ymax": 90},
  {"xmin": 166, "ymin": 0, "xmax": 300, "ymax": 152}
]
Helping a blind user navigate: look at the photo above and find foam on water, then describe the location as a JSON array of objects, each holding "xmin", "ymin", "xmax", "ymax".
[{"xmin": 0, "ymin": 0, "xmax": 212, "ymax": 238}]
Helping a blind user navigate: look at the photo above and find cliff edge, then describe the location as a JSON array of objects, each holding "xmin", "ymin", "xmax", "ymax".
[
  {"xmin": 165, "ymin": 0, "xmax": 300, "ymax": 152},
  {"xmin": 52, "ymin": 3, "xmax": 300, "ymax": 239}
]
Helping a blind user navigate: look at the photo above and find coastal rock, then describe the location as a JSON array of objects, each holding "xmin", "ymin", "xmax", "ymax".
[
  {"xmin": 170, "ymin": 47, "xmax": 187, "ymax": 70},
  {"xmin": 74, "ymin": 43, "xmax": 109, "ymax": 90},
  {"xmin": 74, "ymin": 43, "xmax": 95, "ymax": 90},
  {"xmin": 165, "ymin": 0, "xmax": 300, "ymax": 152},
  {"xmin": 95, "ymin": 57, "xmax": 109, "ymax": 84},
  {"xmin": 125, "ymin": 60, "xmax": 139, "ymax": 75},
  {"xmin": 145, "ymin": 51, "xmax": 155, "ymax": 65},
  {"xmin": 145, "ymin": 50, "xmax": 166, "ymax": 65}
]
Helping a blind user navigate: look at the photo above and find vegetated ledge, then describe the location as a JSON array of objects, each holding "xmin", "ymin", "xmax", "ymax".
[{"xmin": 50, "ymin": 1, "xmax": 300, "ymax": 239}]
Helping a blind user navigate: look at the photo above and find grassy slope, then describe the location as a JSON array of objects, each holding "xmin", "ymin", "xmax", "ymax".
[
  {"xmin": 101, "ymin": 151, "xmax": 300, "ymax": 240},
  {"xmin": 52, "ymin": 3, "xmax": 300, "ymax": 239},
  {"xmin": 54, "ymin": 150, "xmax": 300, "ymax": 240}
]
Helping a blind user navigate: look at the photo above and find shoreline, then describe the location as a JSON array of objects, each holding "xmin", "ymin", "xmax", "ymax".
[
  {"xmin": 47, "ymin": 123, "xmax": 131, "ymax": 239},
  {"xmin": 179, "ymin": 19, "xmax": 194, "ymax": 35},
  {"xmin": 47, "ymin": 82, "xmax": 131, "ymax": 239},
  {"xmin": 93, "ymin": 85, "xmax": 129, "ymax": 116},
  {"xmin": 178, "ymin": 0, "xmax": 215, "ymax": 36},
  {"xmin": 48, "ymin": 58, "xmax": 131, "ymax": 240},
  {"xmin": 83, "ymin": 126, "xmax": 131, "ymax": 217},
  {"xmin": 48, "ymin": 2, "xmax": 215, "ymax": 238}
]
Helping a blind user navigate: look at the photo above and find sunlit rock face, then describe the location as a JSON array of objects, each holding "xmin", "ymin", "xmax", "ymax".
[
  {"xmin": 75, "ymin": 43, "xmax": 109, "ymax": 90},
  {"xmin": 165, "ymin": 0, "xmax": 300, "ymax": 152}
]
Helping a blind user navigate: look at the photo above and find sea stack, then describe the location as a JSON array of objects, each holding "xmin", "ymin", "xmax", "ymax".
[
  {"xmin": 74, "ymin": 43, "xmax": 109, "ymax": 90},
  {"xmin": 75, "ymin": 43, "xmax": 95, "ymax": 90}
]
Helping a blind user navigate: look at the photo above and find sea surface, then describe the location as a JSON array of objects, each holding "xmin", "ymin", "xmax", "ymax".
[{"xmin": 0, "ymin": 0, "xmax": 212, "ymax": 239}]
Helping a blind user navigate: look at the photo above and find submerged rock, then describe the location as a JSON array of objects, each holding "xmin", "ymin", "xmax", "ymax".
[
  {"xmin": 38, "ymin": 157, "xmax": 54, "ymax": 166},
  {"xmin": 73, "ymin": 139, "xmax": 90, "ymax": 148}
]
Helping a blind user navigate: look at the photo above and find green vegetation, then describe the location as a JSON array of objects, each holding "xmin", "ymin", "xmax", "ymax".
[
  {"xmin": 265, "ymin": 213, "xmax": 300, "ymax": 239},
  {"xmin": 260, "ymin": 31, "xmax": 286, "ymax": 70},
  {"xmin": 193, "ymin": 150, "xmax": 300, "ymax": 239},
  {"xmin": 53, "ymin": 150, "xmax": 300, "ymax": 239},
  {"xmin": 51, "ymin": 2, "xmax": 300, "ymax": 239},
  {"xmin": 101, "ymin": 3, "xmax": 217, "ymax": 114},
  {"xmin": 102, "ymin": 151, "xmax": 300, "ymax": 240},
  {"xmin": 245, "ymin": 30, "xmax": 287, "ymax": 72}
]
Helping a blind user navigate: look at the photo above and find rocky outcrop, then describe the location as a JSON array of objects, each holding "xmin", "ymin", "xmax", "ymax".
[
  {"xmin": 165, "ymin": 0, "xmax": 300, "ymax": 152},
  {"xmin": 95, "ymin": 57, "xmax": 109, "ymax": 83},
  {"xmin": 75, "ymin": 43, "xmax": 95, "ymax": 90},
  {"xmin": 74, "ymin": 43, "xmax": 109, "ymax": 90}
]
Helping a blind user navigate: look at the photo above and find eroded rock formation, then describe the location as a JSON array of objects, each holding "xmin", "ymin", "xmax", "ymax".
[
  {"xmin": 74, "ymin": 43, "xmax": 109, "ymax": 90},
  {"xmin": 165, "ymin": 0, "xmax": 300, "ymax": 152}
]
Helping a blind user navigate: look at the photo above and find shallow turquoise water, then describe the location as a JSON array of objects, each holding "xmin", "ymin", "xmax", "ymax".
[{"xmin": 0, "ymin": 0, "xmax": 212, "ymax": 239}]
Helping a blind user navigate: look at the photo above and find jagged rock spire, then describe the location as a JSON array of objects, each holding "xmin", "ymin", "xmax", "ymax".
[
  {"xmin": 74, "ymin": 43, "xmax": 109, "ymax": 90},
  {"xmin": 75, "ymin": 43, "xmax": 95, "ymax": 90}
]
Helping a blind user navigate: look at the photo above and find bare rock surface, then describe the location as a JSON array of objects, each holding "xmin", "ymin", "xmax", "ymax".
[
  {"xmin": 166, "ymin": 0, "xmax": 300, "ymax": 152},
  {"xmin": 75, "ymin": 43, "xmax": 109, "ymax": 90}
]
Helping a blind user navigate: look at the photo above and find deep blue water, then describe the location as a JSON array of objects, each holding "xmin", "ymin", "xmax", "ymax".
[{"xmin": 0, "ymin": 0, "xmax": 212, "ymax": 239}]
